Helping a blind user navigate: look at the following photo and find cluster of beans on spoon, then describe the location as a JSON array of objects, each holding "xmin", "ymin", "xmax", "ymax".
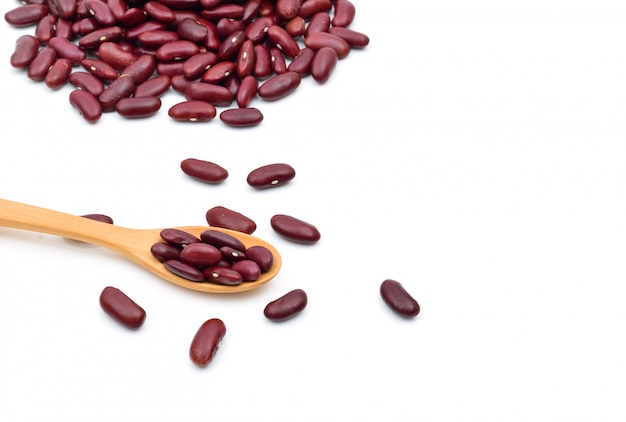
[{"xmin": 5, "ymin": 0, "xmax": 369, "ymax": 125}]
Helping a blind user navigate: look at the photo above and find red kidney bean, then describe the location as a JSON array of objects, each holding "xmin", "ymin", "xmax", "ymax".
[
  {"xmin": 328, "ymin": 27, "xmax": 370, "ymax": 49},
  {"xmin": 269, "ymin": 47, "xmax": 287, "ymax": 74},
  {"xmin": 201, "ymin": 61, "xmax": 236, "ymax": 84},
  {"xmin": 119, "ymin": 7, "xmax": 146, "ymax": 27},
  {"xmin": 184, "ymin": 82, "xmax": 233, "ymax": 107},
  {"xmin": 84, "ymin": 0, "xmax": 116, "ymax": 26},
  {"xmin": 203, "ymin": 266, "xmax": 243, "ymax": 285},
  {"xmin": 332, "ymin": 0, "xmax": 356, "ymax": 27},
  {"xmin": 305, "ymin": 11, "xmax": 330, "ymax": 36},
  {"xmin": 27, "ymin": 47, "xmax": 57, "ymax": 81},
  {"xmin": 138, "ymin": 29, "xmax": 180, "ymax": 47},
  {"xmin": 298, "ymin": 0, "xmax": 331, "ymax": 19},
  {"xmin": 219, "ymin": 107, "xmax": 263, "ymax": 127},
  {"xmin": 48, "ymin": 36, "xmax": 86, "ymax": 64},
  {"xmin": 156, "ymin": 40, "xmax": 200, "ymax": 61},
  {"xmin": 100, "ymin": 286, "xmax": 147, "ymax": 329},
  {"xmin": 99, "ymin": 74, "xmax": 135, "ymax": 111},
  {"xmin": 108, "ymin": 0, "xmax": 127, "ymax": 21},
  {"xmin": 197, "ymin": 17, "xmax": 221, "ymax": 50},
  {"xmin": 160, "ymin": 228, "xmax": 201, "ymax": 247},
  {"xmin": 177, "ymin": 17, "xmax": 209, "ymax": 43},
  {"xmin": 287, "ymin": 47, "xmax": 314, "ymax": 76},
  {"xmin": 200, "ymin": 4, "xmax": 245, "ymax": 21},
  {"xmin": 266, "ymin": 25, "xmax": 300, "ymax": 59},
  {"xmin": 48, "ymin": 0, "xmax": 77, "ymax": 20},
  {"xmin": 11, "ymin": 35, "xmax": 40, "ymax": 68},
  {"xmin": 124, "ymin": 20, "xmax": 167, "ymax": 41},
  {"xmin": 206, "ymin": 206, "xmax": 257, "ymax": 234},
  {"xmin": 169, "ymin": 74, "xmax": 196, "ymax": 93},
  {"xmin": 150, "ymin": 242, "xmax": 182, "ymax": 262},
  {"xmin": 380, "ymin": 279, "xmax": 420, "ymax": 318},
  {"xmin": 304, "ymin": 32, "xmax": 351, "ymax": 59},
  {"xmin": 284, "ymin": 16, "xmax": 306, "ymax": 38},
  {"xmin": 252, "ymin": 44, "xmax": 272, "ymax": 79},
  {"xmin": 82, "ymin": 58, "xmax": 119, "ymax": 81},
  {"xmin": 244, "ymin": 15, "xmax": 273, "ymax": 43},
  {"xmin": 69, "ymin": 71, "xmax": 105, "ymax": 96},
  {"xmin": 247, "ymin": 163, "xmax": 296, "ymax": 189},
  {"xmin": 219, "ymin": 246, "xmax": 247, "ymax": 263},
  {"xmin": 180, "ymin": 242, "xmax": 222, "ymax": 267},
  {"xmin": 216, "ymin": 30, "xmax": 245, "ymax": 61},
  {"xmin": 168, "ymin": 100, "xmax": 217, "ymax": 122},
  {"xmin": 115, "ymin": 96, "xmax": 162, "ymax": 118},
  {"xmin": 121, "ymin": 54, "xmax": 157, "ymax": 85},
  {"xmin": 35, "ymin": 14, "xmax": 57, "ymax": 43},
  {"xmin": 182, "ymin": 51, "xmax": 218, "ymax": 79},
  {"xmin": 244, "ymin": 245, "xmax": 274, "ymax": 272},
  {"xmin": 164, "ymin": 259, "xmax": 206, "ymax": 282},
  {"xmin": 200, "ymin": 229, "xmax": 247, "ymax": 252},
  {"xmin": 98, "ymin": 41, "xmax": 138, "ymax": 70},
  {"xmin": 276, "ymin": 0, "xmax": 301, "ymax": 20},
  {"xmin": 310, "ymin": 46, "xmax": 338, "ymax": 84},
  {"xmin": 45, "ymin": 58, "xmax": 72, "ymax": 89},
  {"xmin": 78, "ymin": 26, "xmax": 124, "ymax": 49},
  {"xmin": 236, "ymin": 75, "xmax": 258, "ymax": 107},
  {"xmin": 55, "ymin": 17, "xmax": 73, "ymax": 39},
  {"xmin": 235, "ymin": 39, "xmax": 255, "ymax": 78},
  {"xmin": 133, "ymin": 74, "xmax": 171, "ymax": 97},
  {"xmin": 143, "ymin": 1, "xmax": 176, "ymax": 23},
  {"xmin": 270, "ymin": 214, "xmax": 320, "ymax": 244},
  {"xmin": 156, "ymin": 60, "xmax": 185, "ymax": 76},
  {"xmin": 258, "ymin": 71, "xmax": 300, "ymax": 101},
  {"xmin": 189, "ymin": 318, "xmax": 226, "ymax": 367},
  {"xmin": 69, "ymin": 89, "xmax": 103, "ymax": 123},
  {"xmin": 263, "ymin": 289, "xmax": 308, "ymax": 321},
  {"xmin": 230, "ymin": 259, "xmax": 261, "ymax": 281},
  {"xmin": 180, "ymin": 158, "xmax": 229, "ymax": 184},
  {"xmin": 4, "ymin": 4, "xmax": 49, "ymax": 27},
  {"xmin": 81, "ymin": 214, "xmax": 114, "ymax": 224}
]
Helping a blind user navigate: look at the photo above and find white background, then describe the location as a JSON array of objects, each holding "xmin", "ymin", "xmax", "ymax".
[{"xmin": 2, "ymin": 1, "xmax": 626, "ymax": 421}]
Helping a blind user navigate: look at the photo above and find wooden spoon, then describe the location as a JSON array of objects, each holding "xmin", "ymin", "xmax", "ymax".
[{"xmin": 0, "ymin": 198, "xmax": 281, "ymax": 293}]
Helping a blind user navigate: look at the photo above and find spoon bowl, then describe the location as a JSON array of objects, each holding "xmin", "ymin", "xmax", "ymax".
[{"xmin": 0, "ymin": 199, "xmax": 281, "ymax": 293}]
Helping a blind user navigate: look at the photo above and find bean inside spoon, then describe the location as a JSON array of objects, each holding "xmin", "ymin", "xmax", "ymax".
[{"xmin": 0, "ymin": 198, "xmax": 281, "ymax": 293}]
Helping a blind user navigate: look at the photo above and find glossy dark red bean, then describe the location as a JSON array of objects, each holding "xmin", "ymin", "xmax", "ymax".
[
  {"xmin": 54, "ymin": 17, "xmax": 73, "ymax": 39},
  {"xmin": 107, "ymin": 0, "xmax": 127, "ymax": 21},
  {"xmin": 258, "ymin": 71, "xmax": 300, "ymax": 101},
  {"xmin": 82, "ymin": 58, "xmax": 119, "ymax": 81},
  {"xmin": 284, "ymin": 16, "xmax": 306, "ymax": 38},
  {"xmin": 263, "ymin": 289, "xmax": 308, "ymax": 321},
  {"xmin": 48, "ymin": 36, "xmax": 86, "ymax": 64},
  {"xmin": 69, "ymin": 89, "xmax": 103, "ymax": 123},
  {"xmin": 45, "ymin": 58, "xmax": 72, "ymax": 90},
  {"xmin": 380, "ymin": 279, "xmax": 420, "ymax": 318},
  {"xmin": 10, "ymin": 35, "xmax": 40, "ymax": 68},
  {"xmin": 200, "ymin": 4, "xmax": 244, "ymax": 21},
  {"xmin": 100, "ymin": 286, "xmax": 147, "ymax": 329},
  {"xmin": 270, "ymin": 214, "xmax": 320, "ymax": 244},
  {"xmin": 27, "ymin": 47, "xmax": 57, "ymax": 81},
  {"xmin": 241, "ymin": 0, "xmax": 262, "ymax": 23},
  {"xmin": 305, "ymin": 11, "xmax": 330, "ymax": 36},
  {"xmin": 168, "ymin": 100, "xmax": 217, "ymax": 122},
  {"xmin": 276, "ymin": 0, "xmax": 302, "ymax": 20},
  {"xmin": 189, "ymin": 318, "xmax": 226, "ymax": 367},
  {"xmin": 156, "ymin": 61, "xmax": 185, "ymax": 76},
  {"xmin": 206, "ymin": 205, "xmax": 257, "ymax": 234},
  {"xmin": 180, "ymin": 242, "xmax": 222, "ymax": 267},
  {"xmin": 143, "ymin": 1, "xmax": 176, "ymax": 23},
  {"xmin": 219, "ymin": 107, "xmax": 263, "ymax": 127},
  {"xmin": 328, "ymin": 27, "xmax": 370, "ymax": 49},
  {"xmin": 298, "ymin": 0, "xmax": 331, "ymax": 19},
  {"xmin": 236, "ymin": 75, "xmax": 258, "ymax": 107},
  {"xmin": 310, "ymin": 46, "xmax": 338, "ymax": 84},
  {"xmin": 47, "ymin": 0, "xmax": 77, "ymax": 20},
  {"xmin": 81, "ymin": 214, "xmax": 114, "ymax": 224},
  {"xmin": 244, "ymin": 15, "xmax": 273, "ymax": 43},
  {"xmin": 182, "ymin": 51, "xmax": 218, "ymax": 79},
  {"xmin": 332, "ymin": 0, "xmax": 356, "ymax": 27},
  {"xmin": 98, "ymin": 75, "xmax": 135, "ymax": 111},
  {"xmin": 35, "ymin": 15, "xmax": 57, "ymax": 43},
  {"xmin": 217, "ymin": 30, "xmax": 245, "ymax": 61},
  {"xmin": 160, "ymin": 228, "xmax": 201, "ymax": 247},
  {"xmin": 184, "ymin": 82, "xmax": 233, "ymax": 107},
  {"xmin": 98, "ymin": 41, "xmax": 138, "ymax": 70},
  {"xmin": 304, "ymin": 32, "xmax": 351, "ymax": 59},
  {"xmin": 138, "ymin": 29, "xmax": 180, "ymax": 47},
  {"xmin": 151, "ymin": 242, "xmax": 182, "ymax": 262},
  {"xmin": 203, "ymin": 266, "xmax": 243, "ymax": 285},
  {"xmin": 219, "ymin": 246, "xmax": 247, "ymax": 263},
  {"xmin": 133, "ymin": 74, "xmax": 171, "ymax": 97},
  {"xmin": 121, "ymin": 54, "xmax": 157, "ymax": 85},
  {"xmin": 201, "ymin": 61, "xmax": 236, "ymax": 84},
  {"xmin": 231, "ymin": 259, "xmax": 261, "ymax": 281},
  {"xmin": 78, "ymin": 26, "xmax": 124, "ymax": 49},
  {"xmin": 247, "ymin": 163, "xmax": 296, "ymax": 189},
  {"xmin": 287, "ymin": 47, "xmax": 314, "ymax": 76},
  {"xmin": 266, "ymin": 25, "xmax": 300, "ymax": 59},
  {"xmin": 84, "ymin": 0, "xmax": 116, "ymax": 26},
  {"xmin": 124, "ymin": 20, "xmax": 166, "ymax": 41},
  {"xmin": 4, "ymin": 4, "xmax": 49, "ymax": 27},
  {"xmin": 244, "ymin": 245, "xmax": 274, "ymax": 272},
  {"xmin": 69, "ymin": 71, "xmax": 105, "ymax": 96},
  {"xmin": 164, "ymin": 259, "xmax": 206, "ymax": 282},
  {"xmin": 252, "ymin": 44, "xmax": 272, "ymax": 79},
  {"xmin": 177, "ymin": 17, "xmax": 209, "ymax": 42},
  {"xmin": 269, "ymin": 47, "xmax": 287, "ymax": 74},
  {"xmin": 234, "ymin": 39, "xmax": 255, "ymax": 78},
  {"xmin": 170, "ymin": 74, "xmax": 197, "ymax": 93},
  {"xmin": 200, "ymin": 229, "xmax": 246, "ymax": 252},
  {"xmin": 120, "ymin": 7, "xmax": 148, "ymax": 27},
  {"xmin": 115, "ymin": 96, "xmax": 162, "ymax": 118},
  {"xmin": 180, "ymin": 158, "xmax": 229, "ymax": 184},
  {"xmin": 156, "ymin": 40, "xmax": 200, "ymax": 61}
]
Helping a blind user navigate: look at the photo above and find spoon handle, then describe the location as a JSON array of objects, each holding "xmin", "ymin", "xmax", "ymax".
[{"xmin": 0, "ymin": 198, "xmax": 134, "ymax": 251}]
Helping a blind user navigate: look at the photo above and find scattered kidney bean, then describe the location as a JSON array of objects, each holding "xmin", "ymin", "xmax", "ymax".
[
  {"xmin": 99, "ymin": 286, "xmax": 146, "ymax": 329},
  {"xmin": 200, "ymin": 229, "xmax": 246, "ymax": 251},
  {"xmin": 180, "ymin": 158, "xmax": 229, "ymax": 184},
  {"xmin": 98, "ymin": 74, "xmax": 135, "ymax": 112},
  {"xmin": 4, "ymin": 4, "xmax": 49, "ymax": 27},
  {"xmin": 69, "ymin": 71, "xmax": 105, "ymax": 96},
  {"xmin": 231, "ymin": 259, "xmax": 261, "ymax": 281},
  {"xmin": 380, "ymin": 279, "xmax": 420, "ymax": 318},
  {"xmin": 219, "ymin": 107, "xmax": 264, "ymax": 127},
  {"xmin": 69, "ymin": 89, "xmax": 103, "ymax": 123},
  {"xmin": 45, "ymin": 58, "xmax": 72, "ymax": 90},
  {"xmin": 168, "ymin": 100, "xmax": 217, "ymax": 122},
  {"xmin": 304, "ymin": 31, "xmax": 351, "ymax": 59},
  {"xmin": 206, "ymin": 206, "xmax": 257, "ymax": 234},
  {"xmin": 244, "ymin": 245, "xmax": 274, "ymax": 272},
  {"xmin": 133, "ymin": 74, "xmax": 171, "ymax": 98},
  {"xmin": 270, "ymin": 214, "xmax": 320, "ymax": 244},
  {"xmin": 180, "ymin": 242, "xmax": 222, "ymax": 267},
  {"xmin": 310, "ymin": 46, "xmax": 338, "ymax": 84},
  {"xmin": 258, "ymin": 71, "xmax": 301, "ymax": 101},
  {"xmin": 160, "ymin": 228, "xmax": 201, "ymax": 247},
  {"xmin": 203, "ymin": 266, "xmax": 243, "ymax": 285},
  {"xmin": 81, "ymin": 58, "xmax": 119, "ymax": 81},
  {"xmin": 246, "ymin": 163, "xmax": 296, "ymax": 189},
  {"xmin": 264, "ymin": 289, "xmax": 308, "ymax": 321},
  {"xmin": 115, "ymin": 96, "xmax": 162, "ymax": 118},
  {"xmin": 164, "ymin": 259, "xmax": 206, "ymax": 282},
  {"xmin": 27, "ymin": 47, "xmax": 57, "ymax": 81},
  {"xmin": 189, "ymin": 318, "xmax": 226, "ymax": 367},
  {"xmin": 10, "ymin": 35, "xmax": 40, "ymax": 68},
  {"xmin": 150, "ymin": 242, "xmax": 181, "ymax": 263}
]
